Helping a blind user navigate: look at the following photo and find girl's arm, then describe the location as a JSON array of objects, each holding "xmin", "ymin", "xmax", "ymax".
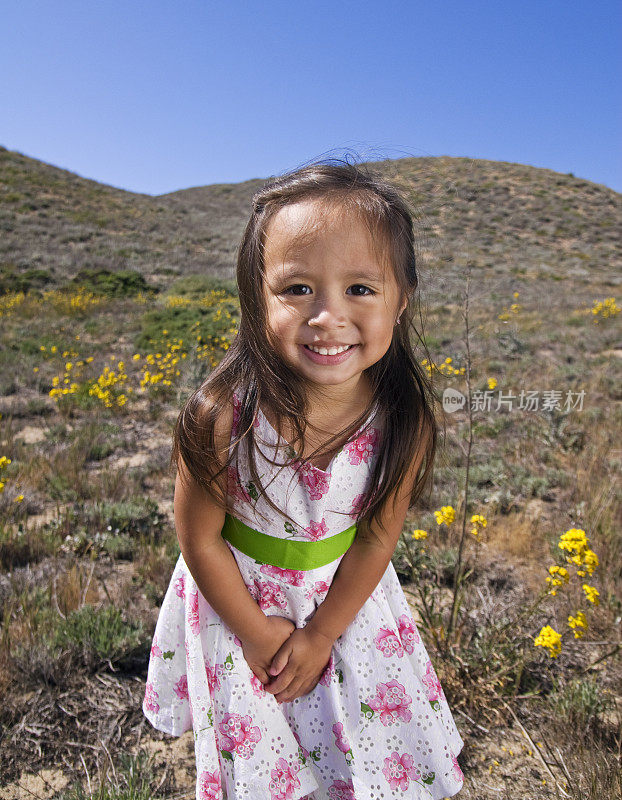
[
  {"xmin": 174, "ymin": 402, "xmax": 271, "ymax": 646},
  {"xmin": 264, "ymin": 450, "xmax": 423, "ymax": 703}
]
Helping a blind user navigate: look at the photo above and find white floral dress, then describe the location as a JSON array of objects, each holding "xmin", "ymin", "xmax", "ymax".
[{"xmin": 143, "ymin": 390, "xmax": 464, "ymax": 800}]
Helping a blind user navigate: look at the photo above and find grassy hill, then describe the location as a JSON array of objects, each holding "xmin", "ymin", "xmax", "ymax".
[
  {"xmin": 0, "ymin": 148, "xmax": 620, "ymax": 799},
  {"xmin": 1, "ymin": 145, "xmax": 620, "ymax": 292}
]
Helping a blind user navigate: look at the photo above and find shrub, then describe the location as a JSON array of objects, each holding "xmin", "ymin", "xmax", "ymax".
[{"xmin": 67, "ymin": 269, "xmax": 157, "ymax": 299}]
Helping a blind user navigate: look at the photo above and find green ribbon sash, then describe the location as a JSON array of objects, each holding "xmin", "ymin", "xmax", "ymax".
[{"xmin": 221, "ymin": 513, "xmax": 357, "ymax": 571}]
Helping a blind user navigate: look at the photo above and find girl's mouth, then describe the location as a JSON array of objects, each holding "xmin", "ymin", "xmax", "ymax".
[{"xmin": 301, "ymin": 344, "xmax": 358, "ymax": 364}]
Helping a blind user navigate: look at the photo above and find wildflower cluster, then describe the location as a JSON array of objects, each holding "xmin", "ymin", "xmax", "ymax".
[
  {"xmin": 0, "ymin": 451, "xmax": 23, "ymax": 504},
  {"xmin": 434, "ymin": 506, "xmax": 455, "ymax": 526},
  {"xmin": 43, "ymin": 287, "xmax": 102, "ymax": 315},
  {"xmin": 470, "ymin": 514, "xmax": 487, "ymax": 536},
  {"xmin": 534, "ymin": 625, "xmax": 562, "ymax": 658},
  {"xmin": 545, "ymin": 565, "xmax": 569, "ymax": 595},
  {"xmin": 534, "ymin": 527, "xmax": 600, "ymax": 658},
  {"xmin": 567, "ymin": 611, "xmax": 587, "ymax": 639},
  {"xmin": 411, "ymin": 529, "xmax": 428, "ymax": 540},
  {"xmin": 486, "ymin": 378, "xmax": 497, "ymax": 390},
  {"xmin": 138, "ymin": 336, "xmax": 185, "ymax": 391},
  {"xmin": 421, "ymin": 357, "xmax": 465, "ymax": 377},
  {"xmin": 590, "ymin": 297, "xmax": 619, "ymax": 322},
  {"xmin": 558, "ymin": 528, "xmax": 599, "ymax": 580},
  {"xmin": 48, "ymin": 347, "xmax": 91, "ymax": 401},
  {"xmin": 498, "ymin": 292, "xmax": 520, "ymax": 321},
  {"xmin": 89, "ymin": 359, "xmax": 130, "ymax": 408},
  {"xmin": 0, "ymin": 291, "xmax": 26, "ymax": 316}
]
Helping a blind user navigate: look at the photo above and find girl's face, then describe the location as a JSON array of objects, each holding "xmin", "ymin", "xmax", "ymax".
[{"xmin": 262, "ymin": 200, "xmax": 407, "ymax": 396}]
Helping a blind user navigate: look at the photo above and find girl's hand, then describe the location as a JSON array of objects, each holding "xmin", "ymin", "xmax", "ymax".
[
  {"xmin": 239, "ymin": 615, "xmax": 296, "ymax": 685},
  {"xmin": 263, "ymin": 626, "xmax": 334, "ymax": 703}
]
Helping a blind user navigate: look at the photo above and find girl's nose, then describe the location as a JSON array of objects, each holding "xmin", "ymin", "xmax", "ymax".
[{"xmin": 307, "ymin": 294, "xmax": 347, "ymax": 328}]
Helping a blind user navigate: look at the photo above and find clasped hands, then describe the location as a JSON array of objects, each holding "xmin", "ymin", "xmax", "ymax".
[{"xmin": 240, "ymin": 615, "xmax": 334, "ymax": 704}]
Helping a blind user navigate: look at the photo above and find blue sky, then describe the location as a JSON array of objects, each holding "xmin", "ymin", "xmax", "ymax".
[{"xmin": 2, "ymin": 0, "xmax": 621, "ymax": 195}]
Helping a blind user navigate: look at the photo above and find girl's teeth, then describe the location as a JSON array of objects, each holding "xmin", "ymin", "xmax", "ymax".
[{"xmin": 308, "ymin": 344, "xmax": 352, "ymax": 355}]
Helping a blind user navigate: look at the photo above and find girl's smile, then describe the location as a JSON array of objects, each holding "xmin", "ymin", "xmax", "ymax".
[{"xmin": 263, "ymin": 200, "xmax": 406, "ymax": 396}]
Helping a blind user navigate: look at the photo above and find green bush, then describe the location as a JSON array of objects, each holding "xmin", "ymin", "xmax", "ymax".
[
  {"xmin": 548, "ymin": 676, "xmax": 614, "ymax": 734},
  {"xmin": 58, "ymin": 751, "xmax": 158, "ymax": 800},
  {"xmin": 166, "ymin": 272, "xmax": 238, "ymax": 298},
  {"xmin": 66, "ymin": 268, "xmax": 157, "ymax": 299},
  {"xmin": 136, "ymin": 298, "xmax": 239, "ymax": 353},
  {"xmin": 0, "ymin": 264, "xmax": 55, "ymax": 294},
  {"xmin": 50, "ymin": 605, "xmax": 146, "ymax": 670}
]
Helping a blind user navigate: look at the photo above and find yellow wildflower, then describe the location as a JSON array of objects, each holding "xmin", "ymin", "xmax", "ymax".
[
  {"xmin": 545, "ymin": 564, "xmax": 569, "ymax": 594},
  {"xmin": 487, "ymin": 378, "xmax": 497, "ymax": 390},
  {"xmin": 412, "ymin": 529, "xmax": 428, "ymax": 540},
  {"xmin": 534, "ymin": 625, "xmax": 562, "ymax": 658},
  {"xmin": 15, "ymin": 494, "xmax": 24, "ymax": 503},
  {"xmin": 470, "ymin": 513, "xmax": 487, "ymax": 536},
  {"xmin": 582, "ymin": 584, "xmax": 600, "ymax": 605},
  {"xmin": 434, "ymin": 506, "xmax": 455, "ymax": 526},
  {"xmin": 567, "ymin": 611, "xmax": 587, "ymax": 638}
]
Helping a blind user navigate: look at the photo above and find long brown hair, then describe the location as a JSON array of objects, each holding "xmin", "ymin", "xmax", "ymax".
[{"xmin": 171, "ymin": 158, "xmax": 439, "ymax": 545}]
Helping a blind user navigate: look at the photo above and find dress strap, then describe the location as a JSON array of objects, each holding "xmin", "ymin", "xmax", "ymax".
[{"xmin": 221, "ymin": 513, "xmax": 357, "ymax": 571}]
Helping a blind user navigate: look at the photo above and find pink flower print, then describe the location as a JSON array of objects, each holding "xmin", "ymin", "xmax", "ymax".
[
  {"xmin": 233, "ymin": 634, "xmax": 242, "ymax": 647},
  {"xmin": 188, "ymin": 590, "xmax": 201, "ymax": 635},
  {"xmin": 349, "ymin": 492, "xmax": 368, "ymax": 518},
  {"xmin": 319, "ymin": 652, "xmax": 335, "ymax": 686},
  {"xmin": 397, "ymin": 614, "xmax": 420, "ymax": 654},
  {"xmin": 296, "ymin": 462, "xmax": 330, "ymax": 498},
  {"xmin": 174, "ymin": 573, "xmax": 185, "ymax": 599},
  {"xmin": 382, "ymin": 751, "xmax": 421, "ymax": 791},
  {"xmin": 150, "ymin": 637, "xmax": 162, "ymax": 659},
  {"xmin": 260, "ymin": 564, "xmax": 305, "ymax": 586},
  {"xmin": 331, "ymin": 722, "xmax": 351, "ymax": 755},
  {"xmin": 303, "ymin": 518, "xmax": 328, "ymax": 542},
  {"xmin": 293, "ymin": 730, "xmax": 310, "ymax": 761},
  {"xmin": 144, "ymin": 681, "xmax": 160, "ymax": 715},
  {"xmin": 451, "ymin": 752, "xmax": 464, "ymax": 783},
  {"xmin": 246, "ymin": 579, "xmax": 289, "ymax": 612},
  {"xmin": 173, "ymin": 673, "xmax": 189, "ymax": 701},
  {"xmin": 344, "ymin": 427, "xmax": 378, "ymax": 466},
  {"xmin": 304, "ymin": 580, "xmax": 331, "ymax": 601},
  {"xmin": 328, "ymin": 778, "xmax": 356, "ymax": 800},
  {"xmin": 205, "ymin": 661, "xmax": 225, "ymax": 695},
  {"xmin": 367, "ymin": 680, "xmax": 413, "ymax": 726},
  {"xmin": 218, "ymin": 712, "xmax": 262, "ymax": 759},
  {"xmin": 268, "ymin": 756, "xmax": 301, "ymax": 800},
  {"xmin": 374, "ymin": 627, "xmax": 404, "ymax": 658},
  {"xmin": 422, "ymin": 659, "xmax": 444, "ymax": 704},
  {"xmin": 198, "ymin": 769, "xmax": 221, "ymax": 800},
  {"xmin": 250, "ymin": 671, "xmax": 266, "ymax": 696},
  {"xmin": 227, "ymin": 465, "xmax": 252, "ymax": 503}
]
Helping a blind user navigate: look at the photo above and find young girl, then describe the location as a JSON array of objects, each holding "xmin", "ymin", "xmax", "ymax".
[{"xmin": 143, "ymin": 161, "xmax": 464, "ymax": 800}]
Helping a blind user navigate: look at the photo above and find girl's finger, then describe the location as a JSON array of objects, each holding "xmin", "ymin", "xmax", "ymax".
[
  {"xmin": 276, "ymin": 679, "xmax": 305, "ymax": 703},
  {"xmin": 253, "ymin": 666, "xmax": 270, "ymax": 684},
  {"xmin": 264, "ymin": 664, "xmax": 295, "ymax": 695},
  {"xmin": 269, "ymin": 642, "xmax": 293, "ymax": 676}
]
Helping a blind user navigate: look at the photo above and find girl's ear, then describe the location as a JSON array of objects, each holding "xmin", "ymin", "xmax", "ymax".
[{"xmin": 398, "ymin": 294, "xmax": 408, "ymax": 317}]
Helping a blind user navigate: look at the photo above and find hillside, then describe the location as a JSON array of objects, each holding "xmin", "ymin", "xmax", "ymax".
[
  {"xmin": 0, "ymin": 149, "xmax": 620, "ymax": 799},
  {"xmin": 1, "ymin": 145, "xmax": 620, "ymax": 298}
]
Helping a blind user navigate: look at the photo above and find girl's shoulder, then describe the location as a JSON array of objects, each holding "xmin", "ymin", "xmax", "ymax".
[{"xmin": 200, "ymin": 388, "xmax": 237, "ymax": 465}]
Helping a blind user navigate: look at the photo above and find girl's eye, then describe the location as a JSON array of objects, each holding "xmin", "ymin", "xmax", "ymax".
[
  {"xmin": 281, "ymin": 284, "xmax": 375, "ymax": 296},
  {"xmin": 348, "ymin": 285, "xmax": 375, "ymax": 296},
  {"xmin": 283, "ymin": 284, "xmax": 312, "ymax": 296}
]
